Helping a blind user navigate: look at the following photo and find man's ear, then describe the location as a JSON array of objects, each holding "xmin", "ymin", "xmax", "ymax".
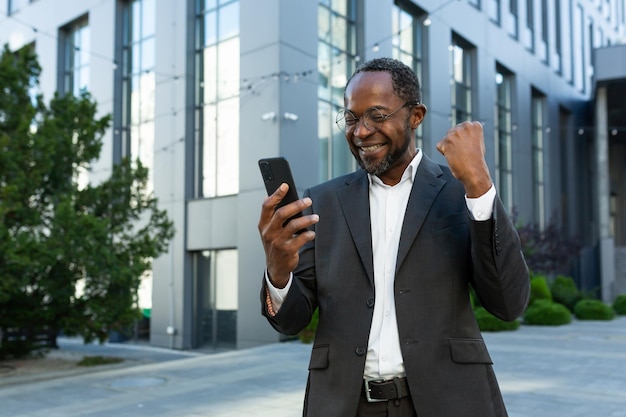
[{"xmin": 411, "ymin": 104, "xmax": 427, "ymax": 129}]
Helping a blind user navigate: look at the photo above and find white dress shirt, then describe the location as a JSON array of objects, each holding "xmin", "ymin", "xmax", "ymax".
[{"xmin": 266, "ymin": 150, "xmax": 496, "ymax": 379}]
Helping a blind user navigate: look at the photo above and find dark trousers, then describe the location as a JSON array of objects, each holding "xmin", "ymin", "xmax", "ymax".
[{"xmin": 357, "ymin": 393, "xmax": 417, "ymax": 417}]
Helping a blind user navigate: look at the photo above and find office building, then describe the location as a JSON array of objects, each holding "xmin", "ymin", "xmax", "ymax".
[{"xmin": 1, "ymin": 0, "xmax": 625, "ymax": 350}]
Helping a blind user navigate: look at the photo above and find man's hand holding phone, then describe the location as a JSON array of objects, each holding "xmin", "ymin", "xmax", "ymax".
[{"xmin": 258, "ymin": 158, "xmax": 318, "ymax": 288}]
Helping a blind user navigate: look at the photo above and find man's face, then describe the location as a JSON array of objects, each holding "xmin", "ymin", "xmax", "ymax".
[{"xmin": 343, "ymin": 71, "xmax": 420, "ymax": 185}]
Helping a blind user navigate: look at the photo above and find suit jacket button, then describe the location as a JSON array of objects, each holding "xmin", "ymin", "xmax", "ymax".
[
  {"xmin": 355, "ymin": 347, "xmax": 366, "ymax": 356},
  {"xmin": 366, "ymin": 298, "xmax": 375, "ymax": 308}
]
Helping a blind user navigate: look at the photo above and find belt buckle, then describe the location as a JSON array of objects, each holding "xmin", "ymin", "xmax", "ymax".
[{"xmin": 364, "ymin": 377, "xmax": 387, "ymax": 403}]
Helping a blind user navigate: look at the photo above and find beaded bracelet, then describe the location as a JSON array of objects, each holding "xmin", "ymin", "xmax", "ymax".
[{"xmin": 265, "ymin": 287, "xmax": 276, "ymax": 317}]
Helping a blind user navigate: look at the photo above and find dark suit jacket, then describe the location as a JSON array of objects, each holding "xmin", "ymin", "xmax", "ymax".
[{"xmin": 262, "ymin": 154, "xmax": 530, "ymax": 417}]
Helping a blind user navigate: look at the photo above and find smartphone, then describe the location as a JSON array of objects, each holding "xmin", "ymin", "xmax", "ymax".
[{"xmin": 258, "ymin": 157, "xmax": 303, "ymax": 225}]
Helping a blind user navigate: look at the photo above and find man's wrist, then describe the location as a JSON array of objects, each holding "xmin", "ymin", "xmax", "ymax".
[
  {"xmin": 267, "ymin": 270, "xmax": 289, "ymax": 289},
  {"xmin": 466, "ymin": 184, "xmax": 496, "ymax": 221},
  {"xmin": 264, "ymin": 270, "xmax": 292, "ymax": 314}
]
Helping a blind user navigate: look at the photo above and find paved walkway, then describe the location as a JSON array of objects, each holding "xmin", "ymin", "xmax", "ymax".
[{"xmin": 0, "ymin": 317, "xmax": 625, "ymax": 417}]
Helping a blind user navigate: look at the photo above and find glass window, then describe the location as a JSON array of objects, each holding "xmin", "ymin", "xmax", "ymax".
[
  {"xmin": 8, "ymin": 0, "xmax": 30, "ymax": 14},
  {"xmin": 318, "ymin": 0, "xmax": 357, "ymax": 182},
  {"xmin": 120, "ymin": 0, "xmax": 156, "ymax": 192},
  {"xmin": 218, "ymin": 1, "xmax": 239, "ymax": 40},
  {"xmin": 508, "ymin": 0, "xmax": 518, "ymax": 38},
  {"xmin": 450, "ymin": 37, "xmax": 473, "ymax": 125},
  {"xmin": 531, "ymin": 89, "xmax": 546, "ymax": 230},
  {"xmin": 193, "ymin": 249, "xmax": 238, "ymax": 348},
  {"xmin": 195, "ymin": 0, "xmax": 240, "ymax": 198},
  {"xmin": 489, "ymin": 0, "xmax": 501, "ymax": 24},
  {"xmin": 573, "ymin": 4, "xmax": 585, "ymax": 92},
  {"xmin": 495, "ymin": 65, "xmax": 514, "ymax": 212},
  {"xmin": 141, "ymin": 0, "xmax": 155, "ymax": 37},
  {"xmin": 61, "ymin": 18, "xmax": 90, "ymax": 97},
  {"xmin": 554, "ymin": 0, "xmax": 562, "ymax": 74},
  {"xmin": 217, "ymin": 37, "xmax": 239, "ymax": 99},
  {"xmin": 594, "ymin": 26, "xmax": 604, "ymax": 48},
  {"xmin": 526, "ymin": 0, "xmax": 534, "ymax": 50},
  {"xmin": 558, "ymin": 108, "xmax": 571, "ymax": 228},
  {"xmin": 392, "ymin": 2, "xmax": 424, "ymax": 149},
  {"xmin": 215, "ymin": 98, "xmax": 239, "ymax": 195},
  {"xmin": 609, "ymin": 193, "xmax": 617, "ymax": 239},
  {"xmin": 541, "ymin": 0, "xmax": 548, "ymax": 46}
]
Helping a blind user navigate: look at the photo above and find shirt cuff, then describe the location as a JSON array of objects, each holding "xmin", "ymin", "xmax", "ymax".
[
  {"xmin": 465, "ymin": 184, "xmax": 496, "ymax": 221},
  {"xmin": 264, "ymin": 270, "xmax": 293, "ymax": 312}
]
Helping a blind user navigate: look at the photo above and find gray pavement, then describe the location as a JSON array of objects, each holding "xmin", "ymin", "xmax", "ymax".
[{"xmin": 1, "ymin": 317, "xmax": 625, "ymax": 417}]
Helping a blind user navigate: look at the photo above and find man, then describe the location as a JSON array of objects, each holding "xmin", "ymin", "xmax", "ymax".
[{"xmin": 258, "ymin": 58, "xmax": 530, "ymax": 417}]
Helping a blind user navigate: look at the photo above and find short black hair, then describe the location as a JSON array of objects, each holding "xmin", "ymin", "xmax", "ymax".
[{"xmin": 346, "ymin": 57, "xmax": 421, "ymax": 103}]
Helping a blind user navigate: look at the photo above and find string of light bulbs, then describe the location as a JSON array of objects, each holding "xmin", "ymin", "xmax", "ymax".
[
  {"xmin": 2, "ymin": 4, "xmax": 422, "ymax": 93},
  {"xmin": 423, "ymin": 0, "xmax": 463, "ymax": 26}
]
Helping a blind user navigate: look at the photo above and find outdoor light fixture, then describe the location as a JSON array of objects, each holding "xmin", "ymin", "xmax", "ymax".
[
  {"xmin": 283, "ymin": 112, "xmax": 299, "ymax": 121},
  {"xmin": 261, "ymin": 111, "xmax": 276, "ymax": 121}
]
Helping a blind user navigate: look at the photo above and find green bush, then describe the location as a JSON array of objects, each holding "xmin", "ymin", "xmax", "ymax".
[
  {"xmin": 523, "ymin": 299, "xmax": 572, "ymax": 325},
  {"xmin": 574, "ymin": 299, "xmax": 615, "ymax": 321},
  {"xmin": 474, "ymin": 307, "xmax": 520, "ymax": 331},
  {"xmin": 550, "ymin": 275, "xmax": 581, "ymax": 312},
  {"xmin": 613, "ymin": 294, "xmax": 626, "ymax": 315},
  {"xmin": 529, "ymin": 274, "xmax": 552, "ymax": 305}
]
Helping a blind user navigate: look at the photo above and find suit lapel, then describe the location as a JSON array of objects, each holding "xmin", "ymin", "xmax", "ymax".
[
  {"xmin": 396, "ymin": 155, "xmax": 446, "ymax": 273},
  {"xmin": 337, "ymin": 171, "xmax": 375, "ymax": 285},
  {"xmin": 336, "ymin": 157, "xmax": 447, "ymax": 284}
]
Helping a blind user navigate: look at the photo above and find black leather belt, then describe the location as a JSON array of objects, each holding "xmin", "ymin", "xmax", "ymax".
[{"xmin": 363, "ymin": 377, "xmax": 410, "ymax": 402}]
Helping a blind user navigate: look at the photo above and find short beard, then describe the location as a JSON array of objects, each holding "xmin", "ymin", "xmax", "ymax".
[{"xmin": 354, "ymin": 121, "xmax": 413, "ymax": 176}]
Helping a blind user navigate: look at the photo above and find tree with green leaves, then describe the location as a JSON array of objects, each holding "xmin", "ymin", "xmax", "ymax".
[{"xmin": 0, "ymin": 45, "xmax": 174, "ymax": 358}]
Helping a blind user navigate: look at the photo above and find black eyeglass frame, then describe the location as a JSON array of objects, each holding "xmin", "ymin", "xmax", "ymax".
[{"xmin": 335, "ymin": 100, "xmax": 420, "ymax": 133}]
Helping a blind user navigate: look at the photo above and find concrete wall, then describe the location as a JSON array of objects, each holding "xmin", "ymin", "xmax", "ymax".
[
  {"xmin": 237, "ymin": 0, "xmax": 319, "ymax": 348},
  {"xmin": 594, "ymin": 44, "xmax": 626, "ymax": 83}
]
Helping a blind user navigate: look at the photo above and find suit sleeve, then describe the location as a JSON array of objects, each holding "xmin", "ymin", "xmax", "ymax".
[
  {"xmin": 260, "ymin": 190, "xmax": 318, "ymax": 336},
  {"xmin": 260, "ymin": 269, "xmax": 317, "ymax": 335},
  {"xmin": 469, "ymin": 194, "xmax": 531, "ymax": 321}
]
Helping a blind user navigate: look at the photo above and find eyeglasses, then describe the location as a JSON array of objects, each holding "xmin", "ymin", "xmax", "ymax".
[{"xmin": 335, "ymin": 100, "xmax": 419, "ymax": 133}]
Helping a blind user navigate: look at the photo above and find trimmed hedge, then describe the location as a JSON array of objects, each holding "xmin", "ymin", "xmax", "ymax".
[
  {"xmin": 529, "ymin": 275, "xmax": 552, "ymax": 305},
  {"xmin": 550, "ymin": 275, "xmax": 581, "ymax": 312},
  {"xmin": 523, "ymin": 299, "xmax": 572, "ymax": 325},
  {"xmin": 613, "ymin": 294, "xmax": 626, "ymax": 315},
  {"xmin": 474, "ymin": 307, "xmax": 520, "ymax": 332},
  {"xmin": 574, "ymin": 299, "xmax": 615, "ymax": 321}
]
